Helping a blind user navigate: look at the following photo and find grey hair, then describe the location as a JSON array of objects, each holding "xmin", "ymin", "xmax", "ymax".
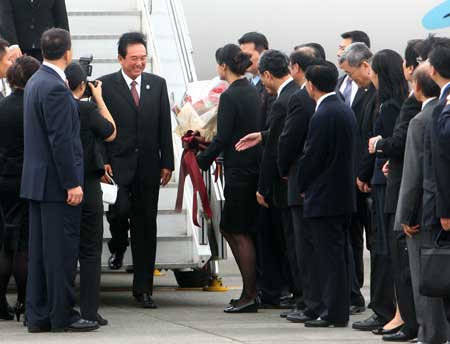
[{"xmin": 339, "ymin": 42, "xmax": 373, "ymax": 67}]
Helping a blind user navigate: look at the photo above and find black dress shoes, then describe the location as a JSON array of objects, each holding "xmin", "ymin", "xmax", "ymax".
[
  {"xmin": 305, "ymin": 319, "xmax": 348, "ymax": 328},
  {"xmin": 286, "ymin": 310, "xmax": 317, "ymax": 323},
  {"xmin": 382, "ymin": 330, "xmax": 417, "ymax": 342},
  {"xmin": 135, "ymin": 293, "xmax": 158, "ymax": 309},
  {"xmin": 372, "ymin": 324, "xmax": 403, "ymax": 335},
  {"xmin": 65, "ymin": 319, "xmax": 99, "ymax": 332},
  {"xmin": 224, "ymin": 300, "xmax": 258, "ymax": 313},
  {"xmin": 349, "ymin": 304, "xmax": 366, "ymax": 315},
  {"xmin": 352, "ymin": 313, "xmax": 387, "ymax": 331},
  {"xmin": 108, "ymin": 252, "xmax": 124, "ymax": 270},
  {"xmin": 96, "ymin": 313, "xmax": 108, "ymax": 326},
  {"xmin": 280, "ymin": 308, "xmax": 298, "ymax": 318},
  {"xmin": 28, "ymin": 324, "xmax": 51, "ymax": 333}
]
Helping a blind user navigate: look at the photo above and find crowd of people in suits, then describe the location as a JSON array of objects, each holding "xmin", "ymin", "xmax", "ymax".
[{"xmin": 201, "ymin": 30, "xmax": 450, "ymax": 344}]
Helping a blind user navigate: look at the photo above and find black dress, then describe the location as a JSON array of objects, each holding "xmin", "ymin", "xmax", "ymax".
[
  {"xmin": 197, "ymin": 78, "xmax": 262, "ymax": 234},
  {"xmin": 0, "ymin": 90, "xmax": 28, "ymax": 252}
]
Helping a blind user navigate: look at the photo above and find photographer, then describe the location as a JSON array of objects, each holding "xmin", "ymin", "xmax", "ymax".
[{"xmin": 65, "ymin": 63, "xmax": 116, "ymax": 326}]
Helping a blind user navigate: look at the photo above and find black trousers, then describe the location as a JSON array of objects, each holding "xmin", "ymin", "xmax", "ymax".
[
  {"xmin": 26, "ymin": 201, "xmax": 81, "ymax": 330},
  {"xmin": 309, "ymin": 216, "xmax": 351, "ymax": 323},
  {"xmin": 387, "ymin": 214, "xmax": 418, "ymax": 336},
  {"xmin": 107, "ymin": 179, "xmax": 159, "ymax": 295},
  {"xmin": 369, "ymin": 185, "xmax": 395, "ymax": 321},
  {"xmin": 256, "ymin": 205, "xmax": 289, "ymax": 303},
  {"xmin": 291, "ymin": 206, "xmax": 321, "ymax": 315},
  {"xmin": 79, "ymin": 177, "xmax": 103, "ymax": 321}
]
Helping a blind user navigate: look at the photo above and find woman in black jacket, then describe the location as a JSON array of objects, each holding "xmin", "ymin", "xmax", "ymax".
[
  {"xmin": 0, "ymin": 56, "xmax": 40, "ymax": 321},
  {"xmin": 197, "ymin": 44, "xmax": 262, "ymax": 313},
  {"xmin": 65, "ymin": 63, "xmax": 116, "ymax": 326}
]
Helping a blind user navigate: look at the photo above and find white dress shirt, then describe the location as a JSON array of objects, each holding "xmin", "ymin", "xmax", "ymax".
[
  {"xmin": 315, "ymin": 92, "xmax": 336, "ymax": 111},
  {"xmin": 339, "ymin": 75, "xmax": 358, "ymax": 106},
  {"xmin": 121, "ymin": 70, "xmax": 142, "ymax": 98},
  {"xmin": 43, "ymin": 61, "xmax": 66, "ymax": 82}
]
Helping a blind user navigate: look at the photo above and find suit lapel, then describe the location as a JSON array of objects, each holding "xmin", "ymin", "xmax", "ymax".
[
  {"xmin": 113, "ymin": 71, "xmax": 138, "ymax": 111},
  {"xmin": 352, "ymin": 88, "xmax": 365, "ymax": 110}
]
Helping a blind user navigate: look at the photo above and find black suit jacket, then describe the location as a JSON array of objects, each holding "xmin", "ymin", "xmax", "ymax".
[
  {"xmin": 21, "ymin": 65, "xmax": 83, "ymax": 202},
  {"xmin": 431, "ymin": 86, "xmax": 450, "ymax": 219},
  {"xmin": 258, "ymin": 80, "xmax": 299, "ymax": 208},
  {"xmin": 0, "ymin": 0, "xmax": 69, "ymax": 49},
  {"xmin": 99, "ymin": 71, "xmax": 174, "ymax": 187},
  {"xmin": 277, "ymin": 87, "xmax": 315, "ymax": 206},
  {"xmin": 254, "ymin": 79, "xmax": 275, "ymax": 130},
  {"xmin": 297, "ymin": 94, "xmax": 358, "ymax": 218},
  {"xmin": 375, "ymin": 95, "xmax": 422, "ymax": 213}
]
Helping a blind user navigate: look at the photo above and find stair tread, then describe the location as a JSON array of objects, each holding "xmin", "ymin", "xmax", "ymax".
[{"xmin": 68, "ymin": 10, "xmax": 141, "ymax": 16}]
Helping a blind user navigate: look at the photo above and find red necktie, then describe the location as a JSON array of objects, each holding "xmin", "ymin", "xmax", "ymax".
[{"xmin": 130, "ymin": 80, "xmax": 140, "ymax": 107}]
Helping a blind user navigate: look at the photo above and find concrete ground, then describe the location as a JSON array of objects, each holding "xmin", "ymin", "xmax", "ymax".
[{"xmin": 1, "ymin": 256, "xmax": 384, "ymax": 344}]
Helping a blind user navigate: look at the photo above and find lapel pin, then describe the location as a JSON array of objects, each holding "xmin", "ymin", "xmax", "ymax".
[{"xmin": 146, "ymin": 84, "xmax": 150, "ymax": 90}]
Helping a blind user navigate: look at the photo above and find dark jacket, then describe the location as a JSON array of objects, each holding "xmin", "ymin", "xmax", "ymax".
[
  {"xmin": 99, "ymin": 71, "xmax": 174, "ymax": 187},
  {"xmin": 258, "ymin": 80, "xmax": 299, "ymax": 208},
  {"xmin": 375, "ymin": 95, "xmax": 422, "ymax": 213},
  {"xmin": 1, "ymin": 0, "xmax": 69, "ymax": 49},
  {"xmin": 254, "ymin": 78, "xmax": 275, "ymax": 130},
  {"xmin": 277, "ymin": 87, "xmax": 315, "ymax": 206},
  {"xmin": 297, "ymin": 94, "xmax": 358, "ymax": 218},
  {"xmin": 21, "ymin": 65, "xmax": 83, "ymax": 202},
  {"xmin": 197, "ymin": 78, "xmax": 261, "ymax": 185}
]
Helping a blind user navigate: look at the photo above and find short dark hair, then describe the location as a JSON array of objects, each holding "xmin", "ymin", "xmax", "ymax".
[
  {"xmin": 216, "ymin": 44, "xmax": 252, "ymax": 76},
  {"xmin": 118, "ymin": 32, "xmax": 147, "ymax": 58},
  {"xmin": 419, "ymin": 34, "xmax": 450, "ymax": 61},
  {"xmin": 40, "ymin": 28, "xmax": 71, "ymax": 61},
  {"xmin": 404, "ymin": 39, "xmax": 424, "ymax": 68},
  {"xmin": 6, "ymin": 56, "xmax": 40, "ymax": 89},
  {"xmin": 258, "ymin": 49, "xmax": 290, "ymax": 78},
  {"xmin": 294, "ymin": 43, "xmax": 326, "ymax": 59},
  {"xmin": 289, "ymin": 51, "xmax": 322, "ymax": 72},
  {"xmin": 65, "ymin": 62, "xmax": 88, "ymax": 91},
  {"xmin": 0, "ymin": 39, "xmax": 9, "ymax": 59},
  {"xmin": 429, "ymin": 45, "xmax": 450, "ymax": 79},
  {"xmin": 238, "ymin": 32, "xmax": 269, "ymax": 52},
  {"xmin": 305, "ymin": 61, "xmax": 339, "ymax": 93},
  {"xmin": 413, "ymin": 66, "xmax": 440, "ymax": 98},
  {"xmin": 341, "ymin": 30, "xmax": 371, "ymax": 48}
]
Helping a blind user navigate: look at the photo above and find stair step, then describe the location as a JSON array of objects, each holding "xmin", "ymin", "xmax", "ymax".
[
  {"xmin": 68, "ymin": 11, "xmax": 141, "ymax": 36},
  {"xmin": 66, "ymin": 0, "xmax": 138, "ymax": 12}
]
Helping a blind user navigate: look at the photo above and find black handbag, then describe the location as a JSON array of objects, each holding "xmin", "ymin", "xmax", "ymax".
[{"xmin": 419, "ymin": 230, "xmax": 450, "ymax": 297}]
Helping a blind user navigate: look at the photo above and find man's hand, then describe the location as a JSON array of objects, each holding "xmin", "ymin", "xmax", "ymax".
[
  {"xmin": 235, "ymin": 132, "xmax": 262, "ymax": 152},
  {"xmin": 441, "ymin": 218, "xmax": 450, "ymax": 231},
  {"xmin": 382, "ymin": 160, "xmax": 390, "ymax": 177},
  {"xmin": 89, "ymin": 80, "xmax": 103, "ymax": 102},
  {"xmin": 368, "ymin": 135, "xmax": 382, "ymax": 154},
  {"xmin": 160, "ymin": 168, "xmax": 172, "ymax": 186},
  {"xmin": 402, "ymin": 224, "xmax": 420, "ymax": 238},
  {"xmin": 67, "ymin": 186, "xmax": 83, "ymax": 206},
  {"xmin": 356, "ymin": 177, "xmax": 371, "ymax": 193},
  {"xmin": 256, "ymin": 191, "xmax": 269, "ymax": 208},
  {"xmin": 101, "ymin": 164, "xmax": 113, "ymax": 183}
]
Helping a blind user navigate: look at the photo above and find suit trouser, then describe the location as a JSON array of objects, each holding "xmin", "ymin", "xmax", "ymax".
[
  {"xmin": 291, "ymin": 206, "xmax": 321, "ymax": 315},
  {"xmin": 309, "ymin": 216, "xmax": 350, "ymax": 323},
  {"xmin": 26, "ymin": 201, "xmax": 80, "ymax": 330},
  {"xmin": 256, "ymin": 205, "xmax": 289, "ymax": 303},
  {"xmin": 387, "ymin": 214, "xmax": 418, "ymax": 336},
  {"xmin": 79, "ymin": 177, "xmax": 103, "ymax": 321},
  {"xmin": 407, "ymin": 228, "xmax": 450, "ymax": 344},
  {"xmin": 369, "ymin": 185, "xmax": 396, "ymax": 321},
  {"xmin": 107, "ymin": 179, "xmax": 159, "ymax": 294}
]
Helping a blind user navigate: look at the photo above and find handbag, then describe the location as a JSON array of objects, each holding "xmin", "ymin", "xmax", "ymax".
[
  {"xmin": 100, "ymin": 175, "xmax": 118, "ymax": 205},
  {"xmin": 419, "ymin": 229, "xmax": 450, "ymax": 297}
]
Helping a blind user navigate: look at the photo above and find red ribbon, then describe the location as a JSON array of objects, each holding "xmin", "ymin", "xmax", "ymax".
[{"xmin": 175, "ymin": 132, "xmax": 213, "ymax": 227}]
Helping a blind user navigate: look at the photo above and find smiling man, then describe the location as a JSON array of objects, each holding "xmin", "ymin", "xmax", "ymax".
[{"xmin": 98, "ymin": 32, "xmax": 174, "ymax": 308}]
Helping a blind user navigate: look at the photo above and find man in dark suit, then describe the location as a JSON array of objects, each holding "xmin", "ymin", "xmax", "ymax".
[
  {"xmin": 100, "ymin": 32, "xmax": 174, "ymax": 308},
  {"xmin": 21, "ymin": 28, "xmax": 97, "ymax": 332},
  {"xmin": 238, "ymin": 32, "xmax": 290, "ymax": 308},
  {"xmin": 297, "ymin": 61, "xmax": 357, "ymax": 328},
  {"xmin": 277, "ymin": 49, "xmax": 322, "ymax": 323},
  {"xmin": 0, "ymin": 0, "xmax": 69, "ymax": 61},
  {"xmin": 0, "ymin": 39, "xmax": 12, "ymax": 99}
]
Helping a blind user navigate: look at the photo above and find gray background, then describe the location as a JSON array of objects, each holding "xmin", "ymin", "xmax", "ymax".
[{"xmin": 183, "ymin": 0, "xmax": 450, "ymax": 79}]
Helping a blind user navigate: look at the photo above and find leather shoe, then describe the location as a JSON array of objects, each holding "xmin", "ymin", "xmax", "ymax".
[
  {"xmin": 64, "ymin": 319, "xmax": 99, "ymax": 332},
  {"xmin": 305, "ymin": 319, "xmax": 348, "ymax": 328},
  {"xmin": 96, "ymin": 313, "xmax": 108, "ymax": 326},
  {"xmin": 382, "ymin": 330, "xmax": 416, "ymax": 342},
  {"xmin": 352, "ymin": 313, "xmax": 387, "ymax": 331},
  {"xmin": 224, "ymin": 300, "xmax": 258, "ymax": 313},
  {"xmin": 280, "ymin": 308, "xmax": 298, "ymax": 318},
  {"xmin": 108, "ymin": 252, "xmax": 124, "ymax": 270},
  {"xmin": 28, "ymin": 324, "xmax": 51, "ymax": 333},
  {"xmin": 372, "ymin": 324, "xmax": 403, "ymax": 335},
  {"xmin": 349, "ymin": 304, "xmax": 366, "ymax": 315},
  {"xmin": 286, "ymin": 310, "xmax": 317, "ymax": 323},
  {"xmin": 135, "ymin": 293, "xmax": 158, "ymax": 309}
]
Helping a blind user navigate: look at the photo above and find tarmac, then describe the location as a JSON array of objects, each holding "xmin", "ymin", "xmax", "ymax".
[{"xmin": 1, "ymin": 255, "xmax": 385, "ymax": 344}]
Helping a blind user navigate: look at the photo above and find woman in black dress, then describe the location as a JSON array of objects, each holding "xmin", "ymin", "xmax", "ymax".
[
  {"xmin": 197, "ymin": 44, "xmax": 262, "ymax": 313},
  {"xmin": 65, "ymin": 63, "xmax": 116, "ymax": 326},
  {"xmin": 0, "ymin": 56, "xmax": 40, "ymax": 321}
]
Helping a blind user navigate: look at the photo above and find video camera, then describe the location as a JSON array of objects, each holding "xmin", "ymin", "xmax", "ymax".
[{"xmin": 79, "ymin": 54, "xmax": 98, "ymax": 98}]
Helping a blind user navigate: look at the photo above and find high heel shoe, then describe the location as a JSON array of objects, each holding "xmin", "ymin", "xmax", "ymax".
[
  {"xmin": 0, "ymin": 299, "xmax": 13, "ymax": 321},
  {"xmin": 224, "ymin": 300, "xmax": 258, "ymax": 313},
  {"xmin": 14, "ymin": 301, "xmax": 25, "ymax": 322}
]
